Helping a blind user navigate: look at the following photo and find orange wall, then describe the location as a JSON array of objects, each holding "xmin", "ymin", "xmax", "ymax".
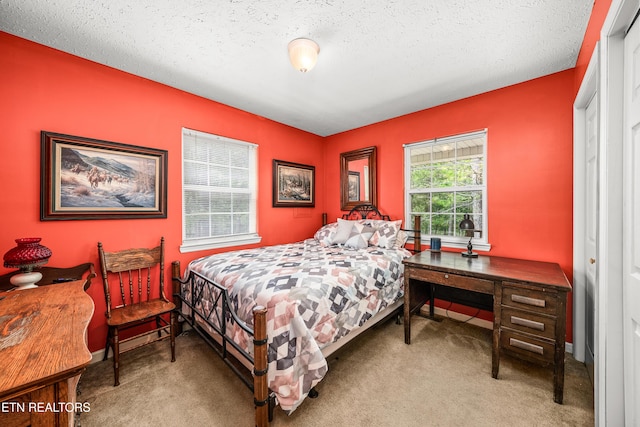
[
  {"xmin": 1, "ymin": 0, "xmax": 611, "ymax": 351},
  {"xmin": 0, "ymin": 32, "xmax": 324, "ymax": 352},
  {"xmin": 324, "ymin": 70, "xmax": 576, "ymax": 338}
]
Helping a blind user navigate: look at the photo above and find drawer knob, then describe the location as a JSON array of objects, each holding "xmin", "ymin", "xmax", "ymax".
[
  {"xmin": 444, "ymin": 274, "xmax": 449, "ymax": 279},
  {"xmin": 589, "ymin": 258, "xmax": 596, "ymax": 264}
]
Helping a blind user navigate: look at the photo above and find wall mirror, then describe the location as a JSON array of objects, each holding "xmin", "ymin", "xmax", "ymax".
[{"xmin": 340, "ymin": 146, "xmax": 377, "ymax": 211}]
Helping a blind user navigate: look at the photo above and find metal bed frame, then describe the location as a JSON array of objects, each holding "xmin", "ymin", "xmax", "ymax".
[{"xmin": 171, "ymin": 204, "xmax": 421, "ymax": 426}]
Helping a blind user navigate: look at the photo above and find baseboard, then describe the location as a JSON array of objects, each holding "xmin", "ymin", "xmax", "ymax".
[
  {"xmin": 90, "ymin": 333, "xmax": 165, "ymax": 364},
  {"xmin": 420, "ymin": 305, "xmax": 493, "ymax": 330},
  {"xmin": 565, "ymin": 342, "xmax": 573, "ymax": 354}
]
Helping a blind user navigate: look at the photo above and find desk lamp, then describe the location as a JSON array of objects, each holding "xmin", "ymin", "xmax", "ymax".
[
  {"xmin": 459, "ymin": 214, "xmax": 478, "ymax": 258},
  {"xmin": 3, "ymin": 238, "xmax": 52, "ymax": 290}
]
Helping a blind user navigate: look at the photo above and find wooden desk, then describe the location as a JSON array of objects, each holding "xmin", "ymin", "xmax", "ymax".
[
  {"xmin": 0, "ymin": 280, "xmax": 94, "ymax": 426},
  {"xmin": 403, "ymin": 251, "xmax": 572, "ymax": 404}
]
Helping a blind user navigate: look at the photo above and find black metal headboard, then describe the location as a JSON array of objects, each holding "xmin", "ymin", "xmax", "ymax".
[
  {"xmin": 341, "ymin": 204, "xmax": 391, "ymax": 221},
  {"xmin": 339, "ymin": 204, "xmax": 422, "ymax": 253}
]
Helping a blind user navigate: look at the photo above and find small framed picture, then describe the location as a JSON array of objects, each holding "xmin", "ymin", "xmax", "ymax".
[
  {"xmin": 348, "ymin": 171, "xmax": 360, "ymax": 201},
  {"xmin": 272, "ymin": 159, "xmax": 315, "ymax": 207}
]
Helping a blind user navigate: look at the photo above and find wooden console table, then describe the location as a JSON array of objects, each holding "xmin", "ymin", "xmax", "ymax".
[
  {"xmin": 0, "ymin": 280, "xmax": 94, "ymax": 426},
  {"xmin": 403, "ymin": 251, "xmax": 571, "ymax": 404}
]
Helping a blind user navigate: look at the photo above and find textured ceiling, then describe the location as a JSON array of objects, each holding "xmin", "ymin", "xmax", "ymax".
[{"xmin": 0, "ymin": 1, "xmax": 593, "ymax": 136}]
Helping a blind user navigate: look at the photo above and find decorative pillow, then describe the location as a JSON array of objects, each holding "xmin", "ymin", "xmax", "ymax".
[
  {"xmin": 314, "ymin": 222, "xmax": 339, "ymax": 246},
  {"xmin": 369, "ymin": 220, "xmax": 402, "ymax": 249},
  {"xmin": 332, "ymin": 219, "xmax": 356, "ymax": 244},
  {"xmin": 332, "ymin": 218, "xmax": 375, "ymax": 249},
  {"xmin": 395, "ymin": 229, "xmax": 409, "ymax": 249}
]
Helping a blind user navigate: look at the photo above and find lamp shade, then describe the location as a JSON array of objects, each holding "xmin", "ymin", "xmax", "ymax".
[
  {"xmin": 459, "ymin": 214, "xmax": 475, "ymax": 231},
  {"xmin": 3, "ymin": 237, "xmax": 52, "ymax": 271},
  {"xmin": 288, "ymin": 38, "xmax": 320, "ymax": 72}
]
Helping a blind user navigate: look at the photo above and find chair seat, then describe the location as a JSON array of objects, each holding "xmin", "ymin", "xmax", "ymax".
[{"xmin": 107, "ymin": 299, "xmax": 175, "ymax": 327}]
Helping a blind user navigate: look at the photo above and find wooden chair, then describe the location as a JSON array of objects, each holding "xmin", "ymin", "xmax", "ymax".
[
  {"xmin": 0, "ymin": 262, "xmax": 96, "ymax": 291},
  {"xmin": 98, "ymin": 237, "xmax": 176, "ymax": 386}
]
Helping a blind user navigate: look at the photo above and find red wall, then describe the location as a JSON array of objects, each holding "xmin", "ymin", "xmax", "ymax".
[
  {"xmin": 324, "ymin": 70, "xmax": 576, "ymax": 337},
  {"xmin": 0, "ymin": 32, "xmax": 324, "ymax": 352}
]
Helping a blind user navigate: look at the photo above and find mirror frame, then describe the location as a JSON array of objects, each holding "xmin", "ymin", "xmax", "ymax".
[{"xmin": 340, "ymin": 146, "xmax": 377, "ymax": 211}]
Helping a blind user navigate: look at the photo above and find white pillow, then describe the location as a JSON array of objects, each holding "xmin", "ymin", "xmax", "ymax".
[{"xmin": 333, "ymin": 218, "xmax": 375, "ymax": 249}]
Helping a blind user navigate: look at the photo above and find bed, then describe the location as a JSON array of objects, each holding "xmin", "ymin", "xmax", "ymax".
[{"xmin": 171, "ymin": 204, "xmax": 421, "ymax": 426}]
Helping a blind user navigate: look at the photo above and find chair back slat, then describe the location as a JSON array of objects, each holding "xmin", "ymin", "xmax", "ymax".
[
  {"xmin": 117, "ymin": 271, "xmax": 126, "ymax": 307},
  {"xmin": 146, "ymin": 266, "xmax": 152, "ymax": 300},
  {"xmin": 98, "ymin": 238, "xmax": 166, "ymax": 317}
]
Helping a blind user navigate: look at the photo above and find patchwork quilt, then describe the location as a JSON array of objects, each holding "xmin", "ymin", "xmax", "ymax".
[{"xmin": 182, "ymin": 238, "xmax": 411, "ymax": 413}]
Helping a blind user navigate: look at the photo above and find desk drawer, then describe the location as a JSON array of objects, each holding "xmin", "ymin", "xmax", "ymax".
[
  {"xmin": 408, "ymin": 268, "xmax": 493, "ymax": 294},
  {"xmin": 501, "ymin": 307, "xmax": 556, "ymax": 340},
  {"xmin": 502, "ymin": 283, "xmax": 557, "ymax": 315},
  {"xmin": 500, "ymin": 329, "xmax": 555, "ymax": 365}
]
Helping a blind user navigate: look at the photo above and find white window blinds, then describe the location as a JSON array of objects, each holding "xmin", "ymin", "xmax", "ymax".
[{"xmin": 181, "ymin": 128, "xmax": 260, "ymax": 252}]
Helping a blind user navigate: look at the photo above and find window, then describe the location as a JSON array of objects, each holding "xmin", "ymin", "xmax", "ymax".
[
  {"xmin": 181, "ymin": 128, "xmax": 260, "ymax": 252},
  {"xmin": 404, "ymin": 129, "xmax": 489, "ymax": 251}
]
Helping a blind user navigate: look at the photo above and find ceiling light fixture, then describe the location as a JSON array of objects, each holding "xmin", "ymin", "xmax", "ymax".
[{"xmin": 288, "ymin": 38, "xmax": 320, "ymax": 72}]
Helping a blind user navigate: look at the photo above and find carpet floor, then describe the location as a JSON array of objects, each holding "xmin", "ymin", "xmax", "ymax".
[{"xmin": 78, "ymin": 316, "xmax": 594, "ymax": 426}]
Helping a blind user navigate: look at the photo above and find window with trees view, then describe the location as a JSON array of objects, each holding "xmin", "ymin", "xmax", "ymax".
[{"xmin": 404, "ymin": 130, "xmax": 488, "ymax": 250}]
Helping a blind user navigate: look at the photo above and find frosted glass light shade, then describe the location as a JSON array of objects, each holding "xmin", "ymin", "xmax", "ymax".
[{"xmin": 288, "ymin": 38, "xmax": 320, "ymax": 72}]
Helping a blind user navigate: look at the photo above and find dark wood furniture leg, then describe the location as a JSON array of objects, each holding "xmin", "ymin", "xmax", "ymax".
[
  {"xmin": 403, "ymin": 275, "xmax": 432, "ymax": 344},
  {"xmin": 170, "ymin": 311, "xmax": 177, "ymax": 362},
  {"xmin": 403, "ymin": 274, "xmax": 411, "ymax": 344},
  {"xmin": 113, "ymin": 328, "xmax": 120, "ymax": 386},
  {"xmin": 553, "ymin": 295, "xmax": 568, "ymax": 404},
  {"xmin": 429, "ymin": 283, "xmax": 435, "ymax": 318},
  {"xmin": 491, "ymin": 282, "xmax": 502, "ymax": 379}
]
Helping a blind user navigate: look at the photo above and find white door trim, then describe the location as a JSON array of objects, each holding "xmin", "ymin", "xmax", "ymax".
[
  {"xmin": 573, "ymin": 42, "xmax": 600, "ymax": 364},
  {"xmin": 598, "ymin": 0, "xmax": 638, "ymax": 424}
]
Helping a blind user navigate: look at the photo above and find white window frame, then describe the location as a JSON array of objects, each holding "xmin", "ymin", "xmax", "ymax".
[
  {"xmin": 404, "ymin": 129, "xmax": 490, "ymax": 252},
  {"xmin": 180, "ymin": 128, "xmax": 261, "ymax": 253}
]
